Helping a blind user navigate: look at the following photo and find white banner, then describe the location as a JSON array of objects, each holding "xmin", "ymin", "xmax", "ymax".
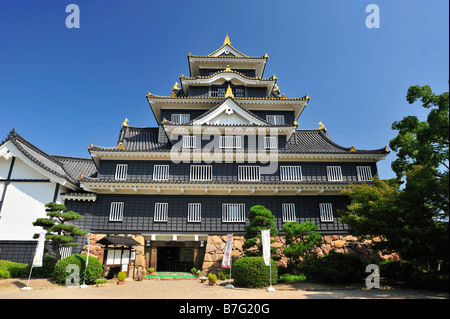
[
  {"xmin": 261, "ymin": 229, "xmax": 271, "ymax": 266},
  {"xmin": 221, "ymin": 234, "xmax": 233, "ymax": 268},
  {"xmin": 32, "ymin": 233, "xmax": 45, "ymax": 267}
]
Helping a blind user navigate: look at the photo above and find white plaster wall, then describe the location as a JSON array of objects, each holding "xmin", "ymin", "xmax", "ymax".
[
  {"xmin": 0, "ymin": 157, "xmax": 68, "ymax": 241},
  {"xmin": 0, "ymin": 157, "xmax": 12, "ymax": 179}
]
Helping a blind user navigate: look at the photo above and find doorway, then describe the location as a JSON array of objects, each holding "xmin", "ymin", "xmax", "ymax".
[{"xmin": 157, "ymin": 247, "xmax": 179, "ymax": 271}]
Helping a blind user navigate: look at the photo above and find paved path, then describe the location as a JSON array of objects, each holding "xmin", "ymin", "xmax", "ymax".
[{"xmin": 0, "ymin": 278, "xmax": 448, "ymax": 300}]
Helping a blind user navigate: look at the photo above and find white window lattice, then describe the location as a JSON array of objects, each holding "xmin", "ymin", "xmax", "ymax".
[
  {"xmin": 109, "ymin": 202, "xmax": 124, "ymax": 221},
  {"xmin": 59, "ymin": 246, "xmax": 73, "ymax": 259},
  {"xmin": 280, "ymin": 166, "xmax": 302, "ymax": 181},
  {"xmin": 187, "ymin": 203, "xmax": 202, "ymax": 222},
  {"xmin": 171, "ymin": 114, "xmax": 190, "ymax": 124},
  {"xmin": 238, "ymin": 166, "xmax": 260, "ymax": 181},
  {"xmin": 154, "ymin": 203, "xmax": 168, "ymax": 222},
  {"xmin": 114, "ymin": 164, "xmax": 128, "ymax": 180},
  {"xmin": 182, "ymin": 135, "xmax": 196, "ymax": 149},
  {"xmin": 264, "ymin": 136, "xmax": 278, "ymax": 149},
  {"xmin": 282, "ymin": 203, "xmax": 296, "ymax": 222},
  {"xmin": 319, "ymin": 203, "xmax": 334, "ymax": 222},
  {"xmin": 356, "ymin": 166, "xmax": 373, "ymax": 181},
  {"xmin": 190, "ymin": 165, "xmax": 212, "ymax": 181},
  {"xmin": 153, "ymin": 165, "xmax": 169, "ymax": 180},
  {"xmin": 219, "ymin": 136, "xmax": 242, "ymax": 149},
  {"xmin": 266, "ymin": 115, "xmax": 285, "ymax": 125},
  {"xmin": 222, "ymin": 203, "xmax": 246, "ymax": 222},
  {"xmin": 327, "ymin": 166, "xmax": 343, "ymax": 181}
]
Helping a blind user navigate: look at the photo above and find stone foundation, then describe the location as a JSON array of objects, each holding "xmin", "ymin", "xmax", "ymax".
[{"xmin": 201, "ymin": 234, "xmax": 400, "ymax": 275}]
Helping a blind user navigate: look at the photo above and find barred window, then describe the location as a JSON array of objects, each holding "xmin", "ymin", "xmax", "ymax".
[
  {"xmin": 356, "ymin": 166, "xmax": 372, "ymax": 181},
  {"xmin": 59, "ymin": 246, "xmax": 73, "ymax": 259},
  {"xmin": 153, "ymin": 165, "xmax": 169, "ymax": 180},
  {"xmin": 109, "ymin": 202, "xmax": 124, "ymax": 222},
  {"xmin": 264, "ymin": 136, "xmax": 278, "ymax": 149},
  {"xmin": 171, "ymin": 114, "xmax": 190, "ymax": 124},
  {"xmin": 327, "ymin": 166, "xmax": 343, "ymax": 181},
  {"xmin": 219, "ymin": 135, "xmax": 242, "ymax": 149},
  {"xmin": 154, "ymin": 203, "xmax": 168, "ymax": 222},
  {"xmin": 182, "ymin": 135, "xmax": 196, "ymax": 149},
  {"xmin": 114, "ymin": 164, "xmax": 128, "ymax": 180},
  {"xmin": 187, "ymin": 203, "xmax": 201, "ymax": 222},
  {"xmin": 238, "ymin": 166, "xmax": 260, "ymax": 181},
  {"xmin": 190, "ymin": 165, "xmax": 212, "ymax": 181},
  {"xmin": 282, "ymin": 203, "xmax": 296, "ymax": 222},
  {"xmin": 222, "ymin": 204, "xmax": 246, "ymax": 222},
  {"xmin": 266, "ymin": 115, "xmax": 285, "ymax": 125},
  {"xmin": 280, "ymin": 166, "xmax": 302, "ymax": 181},
  {"xmin": 319, "ymin": 203, "xmax": 334, "ymax": 222}
]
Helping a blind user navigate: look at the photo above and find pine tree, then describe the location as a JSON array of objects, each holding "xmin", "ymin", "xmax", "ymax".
[
  {"xmin": 32, "ymin": 202, "xmax": 87, "ymax": 261},
  {"xmin": 242, "ymin": 205, "xmax": 278, "ymax": 257}
]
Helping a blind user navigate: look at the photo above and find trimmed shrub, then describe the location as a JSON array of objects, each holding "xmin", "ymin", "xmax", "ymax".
[
  {"xmin": 117, "ymin": 271, "xmax": 127, "ymax": 281},
  {"xmin": 299, "ymin": 251, "xmax": 365, "ymax": 283},
  {"xmin": 53, "ymin": 254, "xmax": 103, "ymax": 285},
  {"xmin": 233, "ymin": 257, "xmax": 278, "ymax": 288},
  {"xmin": 379, "ymin": 259, "xmax": 415, "ymax": 282},
  {"xmin": 0, "ymin": 260, "xmax": 28, "ymax": 278}
]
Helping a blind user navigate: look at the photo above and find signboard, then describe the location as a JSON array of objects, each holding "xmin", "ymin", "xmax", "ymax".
[{"xmin": 222, "ymin": 234, "xmax": 233, "ymax": 268}]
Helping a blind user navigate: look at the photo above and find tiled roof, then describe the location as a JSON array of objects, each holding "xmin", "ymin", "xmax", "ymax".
[
  {"xmin": 90, "ymin": 127, "xmax": 171, "ymax": 152},
  {"xmin": 1, "ymin": 129, "xmax": 97, "ymax": 186},
  {"xmin": 97, "ymin": 235, "xmax": 141, "ymax": 247}
]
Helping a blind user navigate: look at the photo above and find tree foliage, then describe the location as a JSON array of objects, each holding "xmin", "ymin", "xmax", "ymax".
[
  {"xmin": 242, "ymin": 205, "xmax": 278, "ymax": 257},
  {"xmin": 32, "ymin": 202, "xmax": 87, "ymax": 261},
  {"xmin": 283, "ymin": 221, "xmax": 323, "ymax": 265}
]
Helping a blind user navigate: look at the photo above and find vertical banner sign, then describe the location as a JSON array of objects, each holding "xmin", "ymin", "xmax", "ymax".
[
  {"xmin": 261, "ymin": 229, "xmax": 271, "ymax": 266},
  {"xmin": 32, "ymin": 233, "xmax": 45, "ymax": 267},
  {"xmin": 222, "ymin": 234, "xmax": 233, "ymax": 268}
]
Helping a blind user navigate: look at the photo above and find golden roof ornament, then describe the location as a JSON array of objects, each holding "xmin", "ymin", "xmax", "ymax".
[
  {"xmin": 88, "ymin": 142, "xmax": 93, "ymax": 149},
  {"xmin": 224, "ymin": 84, "xmax": 234, "ymax": 98},
  {"xmin": 273, "ymin": 84, "xmax": 280, "ymax": 92},
  {"xmin": 173, "ymin": 82, "xmax": 180, "ymax": 90},
  {"xmin": 349, "ymin": 145, "xmax": 357, "ymax": 152},
  {"xmin": 225, "ymin": 65, "xmax": 231, "ymax": 72},
  {"xmin": 122, "ymin": 118, "xmax": 129, "ymax": 127},
  {"xmin": 118, "ymin": 142, "xmax": 125, "ymax": 150},
  {"xmin": 318, "ymin": 121, "xmax": 325, "ymax": 130},
  {"xmin": 223, "ymin": 33, "xmax": 231, "ymax": 46}
]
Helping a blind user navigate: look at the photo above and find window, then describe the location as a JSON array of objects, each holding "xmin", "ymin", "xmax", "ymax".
[
  {"xmin": 171, "ymin": 114, "xmax": 190, "ymax": 124},
  {"xmin": 280, "ymin": 166, "xmax": 302, "ymax": 181},
  {"xmin": 266, "ymin": 115, "xmax": 285, "ymax": 125},
  {"xmin": 222, "ymin": 203, "xmax": 246, "ymax": 222},
  {"xmin": 187, "ymin": 203, "xmax": 201, "ymax": 222},
  {"xmin": 59, "ymin": 246, "xmax": 73, "ymax": 259},
  {"xmin": 238, "ymin": 166, "xmax": 260, "ymax": 181},
  {"xmin": 154, "ymin": 203, "xmax": 168, "ymax": 222},
  {"xmin": 264, "ymin": 136, "xmax": 278, "ymax": 149},
  {"xmin": 327, "ymin": 166, "xmax": 343, "ymax": 181},
  {"xmin": 190, "ymin": 165, "xmax": 212, "ymax": 181},
  {"xmin": 114, "ymin": 164, "xmax": 128, "ymax": 180},
  {"xmin": 109, "ymin": 202, "xmax": 124, "ymax": 221},
  {"xmin": 219, "ymin": 135, "xmax": 242, "ymax": 149},
  {"xmin": 182, "ymin": 135, "xmax": 196, "ymax": 149},
  {"xmin": 356, "ymin": 166, "xmax": 373, "ymax": 181},
  {"xmin": 282, "ymin": 203, "xmax": 296, "ymax": 222},
  {"xmin": 319, "ymin": 203, "xmax": 334, "ymax": 222},
  {"xmin": 153, "ymin": 165, "xmax": 169, "ymax": 180}
]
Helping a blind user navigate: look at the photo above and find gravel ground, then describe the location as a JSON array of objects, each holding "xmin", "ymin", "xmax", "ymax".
[{"xmin": 0, "ymin": 277, "xmax": 448, "ymax": 300}]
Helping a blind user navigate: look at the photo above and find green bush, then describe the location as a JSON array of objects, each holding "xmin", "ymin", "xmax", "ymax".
[
  {"xmin": 379, "ymin": 259, "xmax": 415, "ymax": 282},
  {"xmin": 117, "ymin": 271, "xmax": 127, "ymax": 281},
  {"xmin": 233, "ymin": 257, "xmax": 278, "ymax": 288},
  {"xmin": 299, "ymin": 252, "xmax": 365, "ymax": 283},
  {"xmin": 279, "ymin": 273, "xmax": 307, "ymax": 283},
  {"xmin": 0, "ymin": 260, "xmax": 28, "ymax": 278},
  {"xmin": 208, "ymin": 273, "xmax": 217, "ymax": 283},
  {"xmin": 0, "ymin": 269, "xmax": 10, "ymax": 279},
  {"xmin": 53, "ymin": 254, "xmax": 103, "ymax": 285},
  {"xmin": 406, "ymin": 270, "xmax": 449, "ymax": 291}
]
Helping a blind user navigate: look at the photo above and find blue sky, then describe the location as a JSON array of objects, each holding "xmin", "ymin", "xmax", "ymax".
[{"xmin": 1, "ymin": 0, "xmax": 448, "ymax": 180}]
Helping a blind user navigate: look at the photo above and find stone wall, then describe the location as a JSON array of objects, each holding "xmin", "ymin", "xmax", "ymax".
[{"xmin": 201, "ymin": 234, "xmax": 399, "ymax": 275}]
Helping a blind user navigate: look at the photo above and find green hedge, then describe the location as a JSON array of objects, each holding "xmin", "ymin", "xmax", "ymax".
[
  {"xmin": 299, "ymin": 252, "xmax": 365, "ymax": 283},
  {"xmin": 0, "ymin": 260, "xmax": 29, "ymax": 278},
  {"xmin": 53, "ymin": 254, "xmax": 103, "ymax": 285},
  {"xmin": 233, "ymin": 257, "xmax": 278, "ymax": 288}
]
